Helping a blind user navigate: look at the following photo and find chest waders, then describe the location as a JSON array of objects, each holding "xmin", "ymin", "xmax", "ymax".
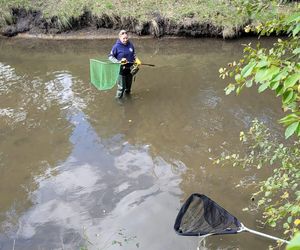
[
  {"xmin": 115, "ymin": 60, "xmax": 143, "ymax": 98},
  {"xmin": 116, "ymin": 74, "xmax": 133, "ymax": 98}
]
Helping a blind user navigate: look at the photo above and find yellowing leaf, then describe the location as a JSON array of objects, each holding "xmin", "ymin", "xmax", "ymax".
[
  {"xmin": 281, "ymin": 192, "xmax": 289, "ymax": 199},
  {"xmin": 225, "ymin": 84, "xmax": 235, "ymax": 95}
]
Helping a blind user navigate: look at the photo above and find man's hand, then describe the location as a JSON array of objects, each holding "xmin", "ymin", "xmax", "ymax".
[{"xmin": 120, "ymin": 58, "xmax": 127, "ymax": 64}]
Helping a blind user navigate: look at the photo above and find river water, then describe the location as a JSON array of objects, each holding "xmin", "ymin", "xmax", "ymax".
[{"xmin": 0, "ymin": 37, "xmax": 284, "ymax": 250}]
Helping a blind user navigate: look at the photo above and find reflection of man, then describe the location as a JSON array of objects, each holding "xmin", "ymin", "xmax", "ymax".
[{"xmin": 109, "ymin": 30, "xmax": 136, "ymax": 99}]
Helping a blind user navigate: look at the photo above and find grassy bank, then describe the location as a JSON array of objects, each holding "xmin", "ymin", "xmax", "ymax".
[{"xmin": 0, "ymin": 0, "xmax": 298, "ymax": 37}]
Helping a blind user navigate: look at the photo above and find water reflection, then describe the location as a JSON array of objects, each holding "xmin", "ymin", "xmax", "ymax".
[
  {"xmin": 0, "ymin": 62, "xmax": 73, "ymax": 234},
  {"xmin": 0, "ymin": 37, "xmax": 284, "ymax": 249}
]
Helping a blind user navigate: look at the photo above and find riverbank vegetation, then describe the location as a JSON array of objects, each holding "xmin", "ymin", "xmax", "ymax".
[
  {"xmin": 221, "ymin": 9, "xmax": 300, "ymax": 138},
  {"xmin": 218, "ymin": 0, "xmax": 299, "ymax": 248},
  {"xmin": 217, "ymin": 121, "xmax": 300, "ymax": 243},
  {"xmin": 0, "ymin": 0, "xmax": 299, "ymax": 38}
]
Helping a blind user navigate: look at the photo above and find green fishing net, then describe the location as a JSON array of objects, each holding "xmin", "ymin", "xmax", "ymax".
[{"xmin": 89, "ymin": 59, "xmax": 120, "ymax": 90}]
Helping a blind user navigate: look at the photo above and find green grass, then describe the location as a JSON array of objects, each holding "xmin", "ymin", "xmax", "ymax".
[{"xmin": 0, "ymin": 0, "xmax": 298, "ymax": 32}]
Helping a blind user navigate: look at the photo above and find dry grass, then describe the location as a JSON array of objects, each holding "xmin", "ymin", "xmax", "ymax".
[{"xmin": 0, "ymin": 0, "xmax": 298, "ymax": 31}]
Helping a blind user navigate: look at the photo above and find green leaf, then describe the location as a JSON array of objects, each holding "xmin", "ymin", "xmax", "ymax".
[
  {"xmin": 284, "ymin": 73, "xmax": 300, "ymax": 90},
  {"xmin": 241, "ymin": 61, "xmax": 256, "ymax": 78},
  {"xmin": 283, "ymin": 90, "xmax": 294, "ymax": 104},
  {"xmin": 256, "ymin": 60, "xmax": 270, "ymax": 68},
  {"xmin": 272, "ymin": 70, "xmax": 288, "ymax": 82},
  {"xmin": 255, "ymin": 66, "xmax": 280, "ymax": 83},
  {"xmin": 293, "ymin": 48, "xmax": 300, "ymax": 55},
  {"xmin": 270, "ymin": 81, "xmax": 280, "ymax": 90},
  {"xmin": 285, "ymin": 122, "xmax": 300, "ymax": 139},
  {"xmin": 266, "ymin": 66, "xmax": 280, "ymax": 80},
  {"xmin": 279, "ymin": 114, "xmax": 300, "ymax": 125},
  {"xmin": 246, "ymin": 80, "xmax": 253, "ymax": 88},
  {"xmin": 287, "ymin": 24, "xmax": 294, "ymax": 34},
  {"xmin": 297, "ymin": 123, "xmax": 300, "ymax": 136},
  {"xmin": 235, "ymin": 74, "xmax": 242, "ymax": 82},
  {"xmin": 276, "ymin": 84, "xmax": 284, "ymax": 96},
  {"xmin": 265, "ymin": 191, "xmax": 271, "ymax": 197},
  {"xmin": 255, "ymin": 68, "xmax": 268, "ymax": 82},
  {"xmin": 225, "ymin": 84, "xmax": 235, "ymax": 95},
  {"xmin": 285, "ymin": 13, "xmax": 300, "ymax": 24},
  {"xmin": 287, "ymin": 232, "xmax": 300, "ymax": 250},
  {"xmin": 293, "ymin": 24, "xmax": 300, "ymax": 37},
  {"xmin": 258, "ymin": 82, "xmax": 269, "ymax": 93},
  {"xmin": 283, "ymin": 223, "xmax": 290, "ymax": 229}
]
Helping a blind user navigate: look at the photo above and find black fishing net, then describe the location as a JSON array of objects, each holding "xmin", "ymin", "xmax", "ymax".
[{"xmin": 174, "ymin": 193, "xmax": 242, "ymax": 236}]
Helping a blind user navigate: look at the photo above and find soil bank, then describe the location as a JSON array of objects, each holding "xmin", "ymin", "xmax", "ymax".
[{"xmin": 0, "ymin": 8, "xmax": 246, "ymax": 40}]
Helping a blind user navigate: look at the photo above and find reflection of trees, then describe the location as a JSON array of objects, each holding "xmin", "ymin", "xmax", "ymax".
[{"xmin": 0, "ymin": 62, "xmax": 73, "ymax": 229}]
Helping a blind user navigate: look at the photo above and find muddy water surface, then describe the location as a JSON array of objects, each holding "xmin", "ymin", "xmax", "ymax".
[{"xmin": 0, "ymin": 37, "xmax": 283, "ymax": 250}]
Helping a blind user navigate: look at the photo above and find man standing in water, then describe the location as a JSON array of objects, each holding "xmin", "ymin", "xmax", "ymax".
[{"xmin": 109, "ymin": 30, "xmax": 137, "ymax": 99}]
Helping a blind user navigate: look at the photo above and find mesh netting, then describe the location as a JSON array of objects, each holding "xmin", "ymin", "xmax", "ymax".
[
  {"xmin": 174, "ymin": 193, "xmax": 241, "ymax": 236},
  {"xmin": 89, "ymin": 59, "xmax": 120, "ymax": 90}
]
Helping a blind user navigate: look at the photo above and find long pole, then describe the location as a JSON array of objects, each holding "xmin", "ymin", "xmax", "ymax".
[
  {"xmin": 141, "ymin": 63, "xmax": 155, "ymax": 67},
  {"xmin": 119, "ymin": 61, "xmax": 155, "ymax": 67},
  {"xmin": 240, "ymin": 224, "xmax": 290, "ymax": 244}
]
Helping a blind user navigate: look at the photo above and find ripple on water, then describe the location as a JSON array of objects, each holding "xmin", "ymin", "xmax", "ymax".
[
  {"xmin": 0, "ymin": 108, "xmax": 27, "ymax": 125},
  {"xmin": 45, "ymin": 71, "xmax": 87, "ymax": 112},
  {"xmin": 0, "ymin": 63, "xmax": 22, "ymax": 93}
]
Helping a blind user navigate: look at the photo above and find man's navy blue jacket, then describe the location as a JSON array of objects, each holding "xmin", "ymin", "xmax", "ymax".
[{"xmin": 109, "ymin": 39, "xmax": 136, "ymax": 75}]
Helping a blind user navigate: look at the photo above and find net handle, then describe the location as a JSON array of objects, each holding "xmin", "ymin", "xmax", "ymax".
[
  {"xmin": 140, "ymin": 63, "xmax": 155, "ymax": 67},
  {"xmin": 120, "ymin": 61, "xmax": 155, "ymax": 67},
  {"xmin": 238, "ymin": 224, "xmax": 290, "ymax": 244}
]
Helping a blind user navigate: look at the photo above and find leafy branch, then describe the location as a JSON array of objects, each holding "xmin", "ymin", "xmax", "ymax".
[
  {"xmin": 215, "ymin": 120, "xmax": 300, "ymax": 239},
  {"xmin": 220, "ymin": 11, "xmax": 300, "ymax": 138}
]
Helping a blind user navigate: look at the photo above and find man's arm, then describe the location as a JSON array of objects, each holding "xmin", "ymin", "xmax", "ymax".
[
  {"xmin": 132, "ymin": 43, "xmax": 136, "ymax": 61},
  {"xmin": 108, "ymin": 54, "xmax": 119, "ymax": 63},
  {"xmin": 108, "ymin": 46, "xmax": 119, "ymax": 63}
]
